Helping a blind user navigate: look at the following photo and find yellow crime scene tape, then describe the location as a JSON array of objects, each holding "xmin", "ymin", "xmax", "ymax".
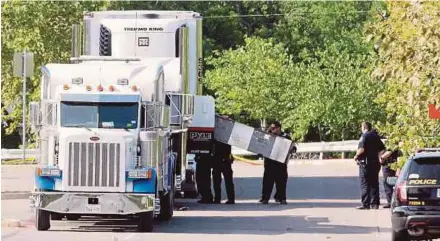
[{"xmin": 232, "ymin": 155, "xmax": 263, "ymax": 166}]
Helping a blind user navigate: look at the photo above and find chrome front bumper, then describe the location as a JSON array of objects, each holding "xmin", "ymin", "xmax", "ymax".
[{"xmin": 31, "ymin": 192, "xmax": 155, "ymax": 215}]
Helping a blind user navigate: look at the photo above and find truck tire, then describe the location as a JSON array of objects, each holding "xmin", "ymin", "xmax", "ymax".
[
  {"xmin": 138, "ymin": 211, "xmax": 153, "ymax": 232},
  {"xmin": 35, "ymin": 208, "xmax": 50, "ymax": 231},
  {"xmin": 391, "ymin": 230, "xmax": 410, "ymax": 241},
  {"xmin": 158, "ymin": 174, "xmax": 175, "ymax": 221},
  {"xmin": 51, "ymin": 213, "xmax": 63, "ymax": 220}
]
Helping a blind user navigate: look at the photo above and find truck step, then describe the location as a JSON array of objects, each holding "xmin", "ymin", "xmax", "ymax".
[
  {"xmin": 175, "ymin": 175, "xmax": 182, "ymax": 191},
  {"xmin": 154, "ymin": 198, "xmax": 161, "ymax": 216}
]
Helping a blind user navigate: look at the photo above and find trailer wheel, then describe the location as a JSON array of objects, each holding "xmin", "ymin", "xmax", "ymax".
[
  {"xmin": 35, "ymin": 208, "xmax": 50, "ymax": 231},
  {"xmin": 138, "ymin": 211, "xmax": 153, "ymax": 232},
  {"xmin": 50, "ymin": 213, "xmax": 63, "ymax": 220},
  {"xmin": 158, "ymin": 174, "xmax": 175, "ymax": 221}
]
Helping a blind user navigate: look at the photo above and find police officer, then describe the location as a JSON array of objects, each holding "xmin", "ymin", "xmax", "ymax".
[
  {"xmin": 195, "ymin": 154, "xmax": 214, "ymax": 204},
  {"xmin": 354, "ymin": 122, "xmax": 386, "ymax": 210},
  {"xmin": 379, "ymin": 142, "xmax": 403, "ymax": 208},
  {"xmin": 212, "ymin": 140, "xmax": 235, "ymax": 204},
  {"xmin": 259, "ymin": 121, "xmax": 293, "ymax": 205}
]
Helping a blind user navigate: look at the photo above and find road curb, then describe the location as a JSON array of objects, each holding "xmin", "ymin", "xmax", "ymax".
[
  {"xmin": 1, "ymin": 192, "xmax": 31, "ymax": 200},
  {"xmin": 1, "ymin": 219, "xmax": 23, "ymax": 228}
]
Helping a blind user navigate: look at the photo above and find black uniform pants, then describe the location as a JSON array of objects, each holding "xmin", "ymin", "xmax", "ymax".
[
  {"xmin": 359, "ymin": 163, "xmax": 381, "ymax": 207},
  {"xmin": 196, "ymin": 160, "xmax": 213, "ymax": 201},
  {"xmin": 382, "ymin": 166, "xmax": 396, "ymax": 204},
  {"xmin": 262, "ymin": 159, "xmax": 288, "ymax": 201},
  {"xmin": 212, "ymin": 161, "xmax": 235, "ymax": 201}
]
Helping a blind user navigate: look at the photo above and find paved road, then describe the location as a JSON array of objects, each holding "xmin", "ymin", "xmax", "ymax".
[{"xmin": 1, "ymin": 160, "xmax": 392, "ymax": 241}]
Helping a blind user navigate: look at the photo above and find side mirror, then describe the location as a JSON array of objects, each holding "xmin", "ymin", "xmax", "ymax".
[
  {"xmin": 29, "ymin": 101, "xmax": 41, "ymax": 131},
  {"xmin": 386, "ymin": 176, "xmax": 398, "ymax": 186}
]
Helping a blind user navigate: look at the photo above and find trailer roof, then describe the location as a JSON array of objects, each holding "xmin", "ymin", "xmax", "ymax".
[{"xmin": 84, "ymin": 10, "xmax": 202, "ymax": 19}]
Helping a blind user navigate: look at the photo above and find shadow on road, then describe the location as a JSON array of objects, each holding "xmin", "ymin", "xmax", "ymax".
[
  {"xmin": 224, "ymin": 176, "xmax": 361, "ymax": 201},
  {"xmin": 174, "ymin": 200, "xmax": 360, "ymax": 212},
  {"xmin": 157, "ymin": 215, "xmax": 390, "ymax": 235},
  {"xmin": 48, "ymin": 218, "xmax": 139, "ymax": 232},
  {"xmin": 46, "ymin": 214, "xmax": 388, "ymax": 235}
]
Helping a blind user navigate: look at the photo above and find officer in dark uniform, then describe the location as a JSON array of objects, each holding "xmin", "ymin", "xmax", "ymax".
[
  {"xmin": 212, "ymin": 140, "xmax": 235, "ymax": 204},
  {"xmin": 259, "ymin": 121, "xmax": 294, "ymax": 205},
  {"xmin": 354, "ymin": 122, "xmax": 386, "ymax": 210},
  {"xmin": 195, "ymin": 154, "xmax": 214, "ymax": 204},
  {"xmin": 380, "ymin": 142, "xmax": 403, "ymax": 208}
]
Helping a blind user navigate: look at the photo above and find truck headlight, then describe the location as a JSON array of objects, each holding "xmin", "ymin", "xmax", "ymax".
[
  {"xmin": 127, "ymin": 169, "xmax": 152, "ymax": 179},
  {"xmin": 36, "ymin": 167, "xmax": 62, "ymax": 177}
]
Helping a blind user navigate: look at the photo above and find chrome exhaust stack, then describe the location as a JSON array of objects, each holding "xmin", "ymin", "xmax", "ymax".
[
  {"xmin": 195, "ymin": 17, "xmax": 203, "ymax": 95},
  {"xmin": 71, "ymin": 24, "xmax": 83, "ymax": 58}
]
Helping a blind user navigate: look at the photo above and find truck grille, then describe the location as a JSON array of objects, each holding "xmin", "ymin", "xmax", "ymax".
[{"xmin": 68, "ymin": 142, "xmax": 121, "ymax": 187}]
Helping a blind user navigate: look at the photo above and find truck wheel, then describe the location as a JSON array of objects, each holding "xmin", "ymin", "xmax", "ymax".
[
  {"xmin": 138, "ymin": 212, "xmax": 153, "ymax": 232},
  {"xmin": 391, "ymin": 230, "xmax": 410, "ymax": 241},
  {"xmin": 66, "ymin": 214, "xmax": 80, "ymax": 221},
  {"xmin": 51, "ymin": 213, "xmax": 63, "ymax": 220},
  {"xmin": 35, "ymin": 208, "xmax": 50, "ymax": 231},
  {"xmin": 158, "ymin": 175, "xmax": 175, "ymax": 221}
]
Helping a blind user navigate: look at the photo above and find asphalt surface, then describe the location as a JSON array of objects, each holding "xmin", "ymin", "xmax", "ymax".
[{"xmin": 1, "ymin": 160, "xmax": 393, "ymax": 241}]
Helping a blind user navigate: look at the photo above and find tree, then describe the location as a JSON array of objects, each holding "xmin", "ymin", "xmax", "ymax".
[
  {"xmin": 274, "ymin": 1, "xmax": 385, "ymax": 141},
  {"xmin": 368, "ymin": 1, "xmax": 440, "ymax": 159},
  {"xmin": 1, "ymin": 1, "xmax": 282, "ymax": 141},
  {"xmin": 281, "ymin": 45, "xmax": 385, "ymax": 141},
  {"xmin": 276, "ymin": 1, "xmax": 375, "ymax": 63},
  {"xmin": 204, "ymin": 36, "xmax": 292, "ymax": 125},
  {"xmin": 1, "ymin": 1, "xmax": 108, "ymax": 141}
]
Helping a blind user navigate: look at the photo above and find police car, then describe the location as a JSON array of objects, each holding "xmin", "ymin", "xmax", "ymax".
[{"xmin": 387, "ymin": 148, "xmax": 440, "ymax": 241}]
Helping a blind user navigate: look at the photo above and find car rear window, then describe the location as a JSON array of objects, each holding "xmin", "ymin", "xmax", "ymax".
[{"xmin": 408, "ymin": 157, "xmax": 440, "ymax": 179}]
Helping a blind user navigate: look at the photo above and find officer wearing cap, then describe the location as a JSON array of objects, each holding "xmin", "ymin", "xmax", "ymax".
[
  {"xmin": 354, "ymin": 122, "xmax": 386, "ymax": 210},
  {"xmin": 379, "ymin": 142, "xmax": 403, "ymax": 208},
  {"xmin": 259, "ymin": 121, "xmax": 295, "ymax": 205}
]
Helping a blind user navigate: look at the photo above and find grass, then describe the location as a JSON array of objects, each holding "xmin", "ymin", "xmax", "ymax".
[{"xmin": 1, "ymin": 158, "xmax": 37, "ymax": 165}]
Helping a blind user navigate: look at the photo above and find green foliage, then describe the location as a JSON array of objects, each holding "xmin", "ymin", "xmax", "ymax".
[
  {"xmin": 368, "ymin": 1, "xmax": 440, "ymax": 156},
  {"xmin": 107, "ymin": 1, "xmax": 282, "ymax": 67},
  {"xmin": 275, "ymin": 1, "xmax": 385, "ymax": 141},
  {"xmin": 282, "ymin": 48, "xmax": 385, "ymax": 141},
  {"xmin": 205, "ymin": 36, "xmax": 291, "ymax": 122},
  {"xmin": 276, "ymin": 1, "xmax": 375, "ymax": 62},
  {"xmin": 2, "ymin": 0, "xmax": 437, "ymax": 148},
  {"xmin": 1, "ymin": 0, "xmax": 108, "ymax": 138}
]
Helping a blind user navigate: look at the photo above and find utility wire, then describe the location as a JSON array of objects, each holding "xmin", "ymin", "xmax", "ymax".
[{"xmin": 203, "ymin": 10, "xmax": 372, "ymax": 19}]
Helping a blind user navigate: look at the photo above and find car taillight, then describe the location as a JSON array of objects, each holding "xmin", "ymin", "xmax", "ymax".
[{"xmin": 396, "ymin": 181, "xmax": 408, "ymax": 204}]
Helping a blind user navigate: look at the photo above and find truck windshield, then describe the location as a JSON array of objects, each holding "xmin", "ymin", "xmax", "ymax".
[{"xmin": 60, "ymin": 102, "xmax": 138, "ymax": 129}]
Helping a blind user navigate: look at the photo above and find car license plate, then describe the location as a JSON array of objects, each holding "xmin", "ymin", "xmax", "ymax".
[{"xmin": 85, "ymin": 204, "xmax": 101, "ymax": 213}]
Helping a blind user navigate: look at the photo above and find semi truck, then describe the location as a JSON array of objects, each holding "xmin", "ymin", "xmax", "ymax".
[
  {"xmin": 28, "ymin": 9, "xmax": 295, "ymax": 232},
  {"xmin": 29, "ymin": 10, "xmax": 215, "ymax": 232}
]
